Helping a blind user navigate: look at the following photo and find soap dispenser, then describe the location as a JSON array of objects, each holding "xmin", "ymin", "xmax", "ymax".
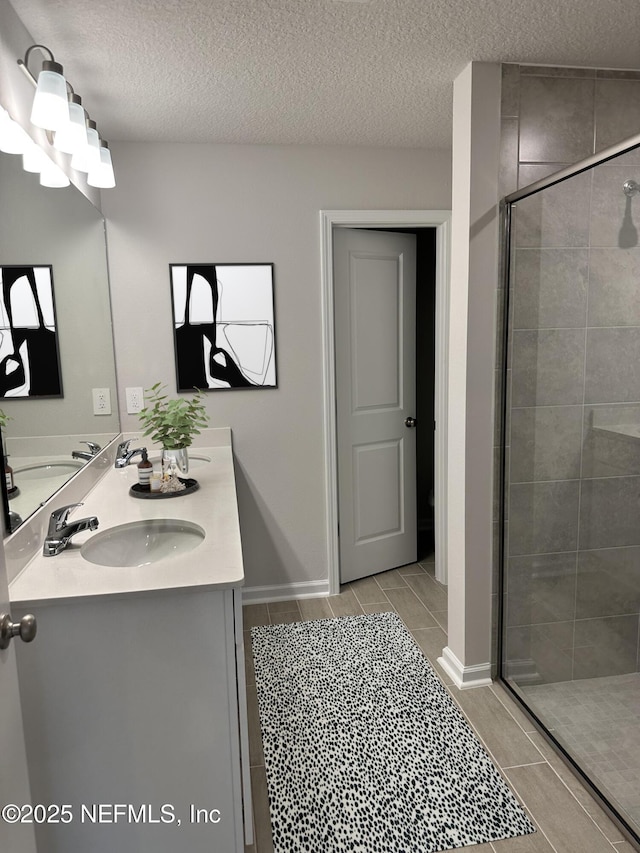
[
  {"xmin": 4, "ymin": 455, "xmax": 13, "ymax": 492},
  {"xmin": 137, "ymin": 449, "xmax": 153, "ymax": 490}
]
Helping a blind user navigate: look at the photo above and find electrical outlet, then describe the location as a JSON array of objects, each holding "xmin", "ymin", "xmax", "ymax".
[
  {"xmin": 126, "ymin": 386, "xmax": 144, "ymax": 414},
  {"xmin": 92, "ymin": 387, "xmax": 111, "ymax": 416}
]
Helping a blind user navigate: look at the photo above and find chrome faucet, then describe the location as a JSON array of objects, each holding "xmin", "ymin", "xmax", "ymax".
[
  {"xmin": 43, "ymin": 503, "xmax": 99, "ymax": 557},
  {"xmin": 114, "ymin": 439, "xmax": 146, "ymax": 468},
  {"xmin": 71, "ymin": 441, "xmax": 102, "ymax": 461}
]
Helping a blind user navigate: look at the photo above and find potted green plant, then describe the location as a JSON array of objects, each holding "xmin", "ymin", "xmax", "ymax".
[{"xmin": 138, "ymin": 383, "xmax": 209, "ymax": 475}]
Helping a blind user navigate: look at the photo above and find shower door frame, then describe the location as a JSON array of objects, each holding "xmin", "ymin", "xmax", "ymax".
[{"xmin": 497, "ymin": 130, "xmax": 640, "ymax": 850}]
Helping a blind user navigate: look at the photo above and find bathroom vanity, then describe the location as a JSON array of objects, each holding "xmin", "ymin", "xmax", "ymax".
[{"xmin": 9, "ymin": 433, "xmax": 252, "ymax": 853}]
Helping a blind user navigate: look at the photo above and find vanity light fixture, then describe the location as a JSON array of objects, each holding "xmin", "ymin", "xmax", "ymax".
[
  {"xmin": 87, "ymin": 141, "xmax": 115, "ymax": 189},
  {"xmin": 17, "ymin": 43, "xmax": 116, "ymax": 188},
  {"xmin": 22, "ymin": 45, "xmax": 69, "ymax": 131},
  {"xmin": 53, "ymin": 93, "xmax": 87, "ymax": 155},
  {"xmin": 0, "ymin": 106, "xmax": 31, "ymax": 154}
]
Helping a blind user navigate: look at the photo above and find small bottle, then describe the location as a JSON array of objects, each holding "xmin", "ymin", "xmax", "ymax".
[
  {"xmin": 137, "ymin": 449, "xmax": 153, "ymax": 490},
  {"xmin": 150, "ymin": 471, "xmax": 162, "ymax": 493},
  {"xmin": 4, "ymin": 455, "xmax": 13, "ymax": 492}
]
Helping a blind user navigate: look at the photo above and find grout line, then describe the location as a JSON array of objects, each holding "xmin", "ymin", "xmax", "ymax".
[{"xmin": 501, "ymin": 760, "xmax": 548, "ymax": 770}]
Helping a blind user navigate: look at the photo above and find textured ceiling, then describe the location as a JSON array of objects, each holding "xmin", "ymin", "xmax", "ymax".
[{"xmin": 8, "ymin": 0, "xmax": 640, "ymax": 148}]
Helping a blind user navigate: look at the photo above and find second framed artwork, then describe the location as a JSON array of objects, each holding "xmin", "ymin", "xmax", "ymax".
[{"xmin": 169, "ymin": 263, "xmax": 277, "ymax": 391}]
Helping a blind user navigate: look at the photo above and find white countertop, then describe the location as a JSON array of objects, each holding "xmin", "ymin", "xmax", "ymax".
[{"xmin": 10, "ymin": 444, "xmax": 244, "ymax": 607}]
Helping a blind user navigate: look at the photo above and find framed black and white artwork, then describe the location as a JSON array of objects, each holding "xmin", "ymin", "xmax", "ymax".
[
  {"xmin": 0, "ymin": 265, "xmax": 62, "ymax": 398},
  {"xmin": 169, "ymin": 263, "xmax": 277, "ymax": 391}
]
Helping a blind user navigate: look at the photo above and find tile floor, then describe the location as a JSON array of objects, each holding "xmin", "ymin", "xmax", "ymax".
[
  {"xmin": 523, "ymin": 674, "xmax": 640, "ymax": 826},
  {"xmin": 243, "ymin": 560, "xmax": 635, "ymax": 852}
]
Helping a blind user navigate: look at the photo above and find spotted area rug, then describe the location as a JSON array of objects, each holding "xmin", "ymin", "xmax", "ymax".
[{"xmin": 251, "ymin": 612, "xmax": 535, "ymax": 853}]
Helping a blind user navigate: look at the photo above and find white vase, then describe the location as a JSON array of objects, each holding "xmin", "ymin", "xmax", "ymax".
[{"xmin": 161, "ymin": 447, "xmax": 189, "ymax": 477}]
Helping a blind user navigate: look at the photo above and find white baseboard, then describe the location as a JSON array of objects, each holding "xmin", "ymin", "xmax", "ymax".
[
  {"xmin": 438, "ymin": 646, "xmax": 493, "ymax": 690},
  {"xmin": 242, "ymin": 579, "xmax": 330, "ymax": 605}
]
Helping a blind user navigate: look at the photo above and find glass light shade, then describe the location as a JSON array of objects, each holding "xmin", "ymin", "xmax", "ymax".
[
  {"xmin": 87, "ymin": 142, "xmax": 116, "ymax": 188},
  {"xmin": 30, "ymin": 61, "xmax": 69, "ymax": 131},
  {"xmin": 22, "ymin": 142, "xmax": 48, "ymax": 173},
  {"xmin": 0, "ymin": 108, "xmax": 32, "ymax": 154},
  {"xmin": 70, "ymin": 119, "xmax": 101, "ymax": 173},
  {"xmin": 39, "ymin": 158, "xmax": 70, "ymax": 187},
  {"xmin": 53, "ymin": 96, "xmax": 87, "ymax": 155}
]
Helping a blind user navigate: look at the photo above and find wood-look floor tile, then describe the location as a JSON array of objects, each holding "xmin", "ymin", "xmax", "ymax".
[
  {"xmin": 244, "ymin": 633, "xmax": 256, "ymax": 687},
  {"xmin": 250, "ymin": 766, "xmax": 274, "ymax": 853},
  {"xmin": 410, "ymin": 626, "xmax": 448, "ymax": 666},
  {"xmin": 246, "ymin": 683, "xmax": 265, "ymax": 767},
  {"xmin": 243, "ymin": 603, "xmax": 270, "ymax": 629},
  {"xmin": 384, "ymin": 586, "xmax": 437, "ymax": 629},
  {"xmin": 419, "ymin": 560, "xmax": 437, "ymax": 577},
  {"xmin": 404, "ymin": 573, "xmax": 448, "ymax": 612},
  {"xmin": 269, "ymin": 610, "xmax": 302, "ymax": 624},
  {"xmin": 489, "ymin": 683, "xmax": 538, "ymax": 734},
  {"xmin": 374, "ymin": 568, "xmax": 409, "ymax": 589},
  {"xmin": 525, "ymin": 731, "xmax": 627, "ymax": 845},
  {"xmin": 450, "ymin": 686, "xmax": 544, "ymax": 770},
  {"xmin": 397, "ymin": 562, "xmax": 426, "ymax": 575},
  {"xmin": 491, "ymin": 828, "xmax": 556, "ymax": 851},
  {"xmin": 432, "ymin": 610, "xmax": 448, "ymax": 632},
  {"xmin": 349, "ymin": 575, "xmax": 390, "ymax": 604},
  {"xmin": 298, "ymin": 597, "xmax": 334, "ymax": 621},
  {"xmin": 362, "ymin": 602, "xmax": 396, "ymax": 614},
  {"xmin": 328, "ymin": 587, "xmax": 365, "ymax": 617},
  {"xmin": 267, "ymin": 599, "xmax": 301, "ymax": 615},
  {"xmin": 504, "ymin": 763, "xmax": 615, "ymax": 853}
]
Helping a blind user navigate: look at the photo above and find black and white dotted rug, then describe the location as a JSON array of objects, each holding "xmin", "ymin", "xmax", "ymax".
[{"xmin": 251, "ymin": 611, "xmax": 535, "ymax": 853}]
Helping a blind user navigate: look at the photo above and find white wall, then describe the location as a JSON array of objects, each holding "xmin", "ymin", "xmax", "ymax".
[
  {"xmin": 102, "ymin": 142, "xmax": 451, "ymax": 589},
  {"xmin": 440, "ymin": 62, "xmax": 501, "ymax": 687}
]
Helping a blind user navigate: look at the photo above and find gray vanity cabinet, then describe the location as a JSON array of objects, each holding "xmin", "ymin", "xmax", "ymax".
[{"xmin": 14, "ymin": 586, "xmax": 252, "ymax": 853}]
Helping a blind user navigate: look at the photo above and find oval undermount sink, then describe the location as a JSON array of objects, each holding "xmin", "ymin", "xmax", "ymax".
[
  {"xmin": 81, "ymin": 518, "xmax": 205, "ymax": 567},
  {"xmin": 16, "ymin": 461, "xmax": 84, "ymax": 481}
]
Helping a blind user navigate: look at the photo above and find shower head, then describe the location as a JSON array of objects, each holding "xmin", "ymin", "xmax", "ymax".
[{"xmin": 623, "ymin": 179, "xmax": 640, "ymax": 197}]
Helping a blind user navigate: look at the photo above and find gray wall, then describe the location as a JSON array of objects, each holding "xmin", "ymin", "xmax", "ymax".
[
  {"xmin": 500, "ymin": 64, "xmax": 640, "ymax": 681},
  {"xmin": 102, "ymin": 142, "xmax": 452, "ymax": 590}
]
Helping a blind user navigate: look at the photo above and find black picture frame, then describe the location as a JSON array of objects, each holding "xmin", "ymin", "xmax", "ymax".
[
  {"xmin": 0, "ymin": 265, "xmax": 63, "ymax": 399},
  {"xmin": 169, "ymin": 263, "xmax": 277, "ymax": 392}
]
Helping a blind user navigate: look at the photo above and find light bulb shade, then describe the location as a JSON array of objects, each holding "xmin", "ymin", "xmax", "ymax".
[
  {"xmin": 53, "ymin": 95, "xmax": 87, "ymax": 155},
  {"xmin": 0, "ymin": 108, "xmax": 32, "ymax": 154},
  {"xmin": 30, "ymin": 60, "xmax": 69, "ymax": 131},
  {"xmin": 22, "ymin": 142, "xmax": 48, "ymax": 173},
  {"xmin": 87, "ymin": 141, "xmax": 116, "ymax": 188},
  {"xmin": 70, "ymin": 119, "xmax": 101, "ymax": 173},
  {"xmin": 39, "ymin": 158, "xmax": 70, "ymax": 187}
]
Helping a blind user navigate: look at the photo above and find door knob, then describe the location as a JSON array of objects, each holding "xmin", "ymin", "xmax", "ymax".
[
  {"xmin": 404, "ymin": 416, "xmax": 417, "ymax": 428},
  {"xmin": 0, "ymin": 613, "xmax": 37, "ymax": 650}
]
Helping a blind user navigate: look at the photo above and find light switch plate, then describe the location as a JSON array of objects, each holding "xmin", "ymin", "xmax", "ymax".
[
  {"xmin": 92, "ymin": 387, "xmax": 111, "ymax": 416},
  {"xmin": 126, "ymin": 386, "xmax": 144, "ymax": 414}
]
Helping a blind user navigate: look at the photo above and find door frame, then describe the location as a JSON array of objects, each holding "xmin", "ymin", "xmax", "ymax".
[{"xmin": 320, "ymin": 210, "xmax": 451, "ymax": 595}]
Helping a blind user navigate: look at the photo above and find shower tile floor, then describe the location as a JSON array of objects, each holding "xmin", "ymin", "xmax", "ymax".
[
  {"xmin": 244, "ymin": 559, "xmax": 634, "ymax": 851},
  {"xmin": 522, "ymin": 674, "xmax": 640, "ymax": 830}
]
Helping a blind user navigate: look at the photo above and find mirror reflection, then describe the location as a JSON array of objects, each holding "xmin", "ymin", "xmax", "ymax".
[{"xmin": 0, "ymin": 150, "xmax": 120, "ymax": 532}]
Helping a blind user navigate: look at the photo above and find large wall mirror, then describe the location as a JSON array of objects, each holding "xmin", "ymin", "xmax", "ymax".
[{"xmin": 0, "ymin": 150, "xmax": 120, "ymax": 533}]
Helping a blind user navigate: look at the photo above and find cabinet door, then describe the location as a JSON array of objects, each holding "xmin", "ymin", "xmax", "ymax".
[{"xmin": 15, "ymin": 591, "xmax": 245, "ymax": 853}]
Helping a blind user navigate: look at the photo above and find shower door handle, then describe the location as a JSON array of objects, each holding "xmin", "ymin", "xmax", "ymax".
[{"xmin": 404, "ymin": 416, "xmax": 417, "ymax": 428}]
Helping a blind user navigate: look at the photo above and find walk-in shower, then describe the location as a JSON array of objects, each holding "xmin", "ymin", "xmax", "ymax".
[{"xmin": 499, "ymin": 133, "xmax": 640, "ymax": 847}]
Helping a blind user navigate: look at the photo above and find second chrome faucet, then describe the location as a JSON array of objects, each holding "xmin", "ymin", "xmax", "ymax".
[{"xmin": 43, "ymin": 503, "xmax": 99, "ymax": 557}]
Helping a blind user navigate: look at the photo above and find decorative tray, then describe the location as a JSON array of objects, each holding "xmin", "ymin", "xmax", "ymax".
[
  {"xmin": 7, "ymin": 485, "xmax": 20, "ymax": 499},
  {"xmin": 129, "ymin": 478, "xmax": 199, "ymax": 499}
]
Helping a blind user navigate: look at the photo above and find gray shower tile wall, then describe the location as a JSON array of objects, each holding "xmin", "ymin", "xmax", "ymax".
[{"xmin": 498, "ymin": 63, "xmax": 640, "ymax": 680}]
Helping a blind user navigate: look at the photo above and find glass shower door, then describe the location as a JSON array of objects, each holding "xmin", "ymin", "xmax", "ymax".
[{"xmin": 500, "ymin": 144, "xmax": 640, "ymax": 844}]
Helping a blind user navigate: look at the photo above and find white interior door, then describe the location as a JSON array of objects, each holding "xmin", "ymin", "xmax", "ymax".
[
  {"xmin": 334, "ymin": 228, "xmax": 417, "ymax": 584},
  {"xmin": 0, "ymin": 544, "xmax": 37, "ymax": 853}
]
